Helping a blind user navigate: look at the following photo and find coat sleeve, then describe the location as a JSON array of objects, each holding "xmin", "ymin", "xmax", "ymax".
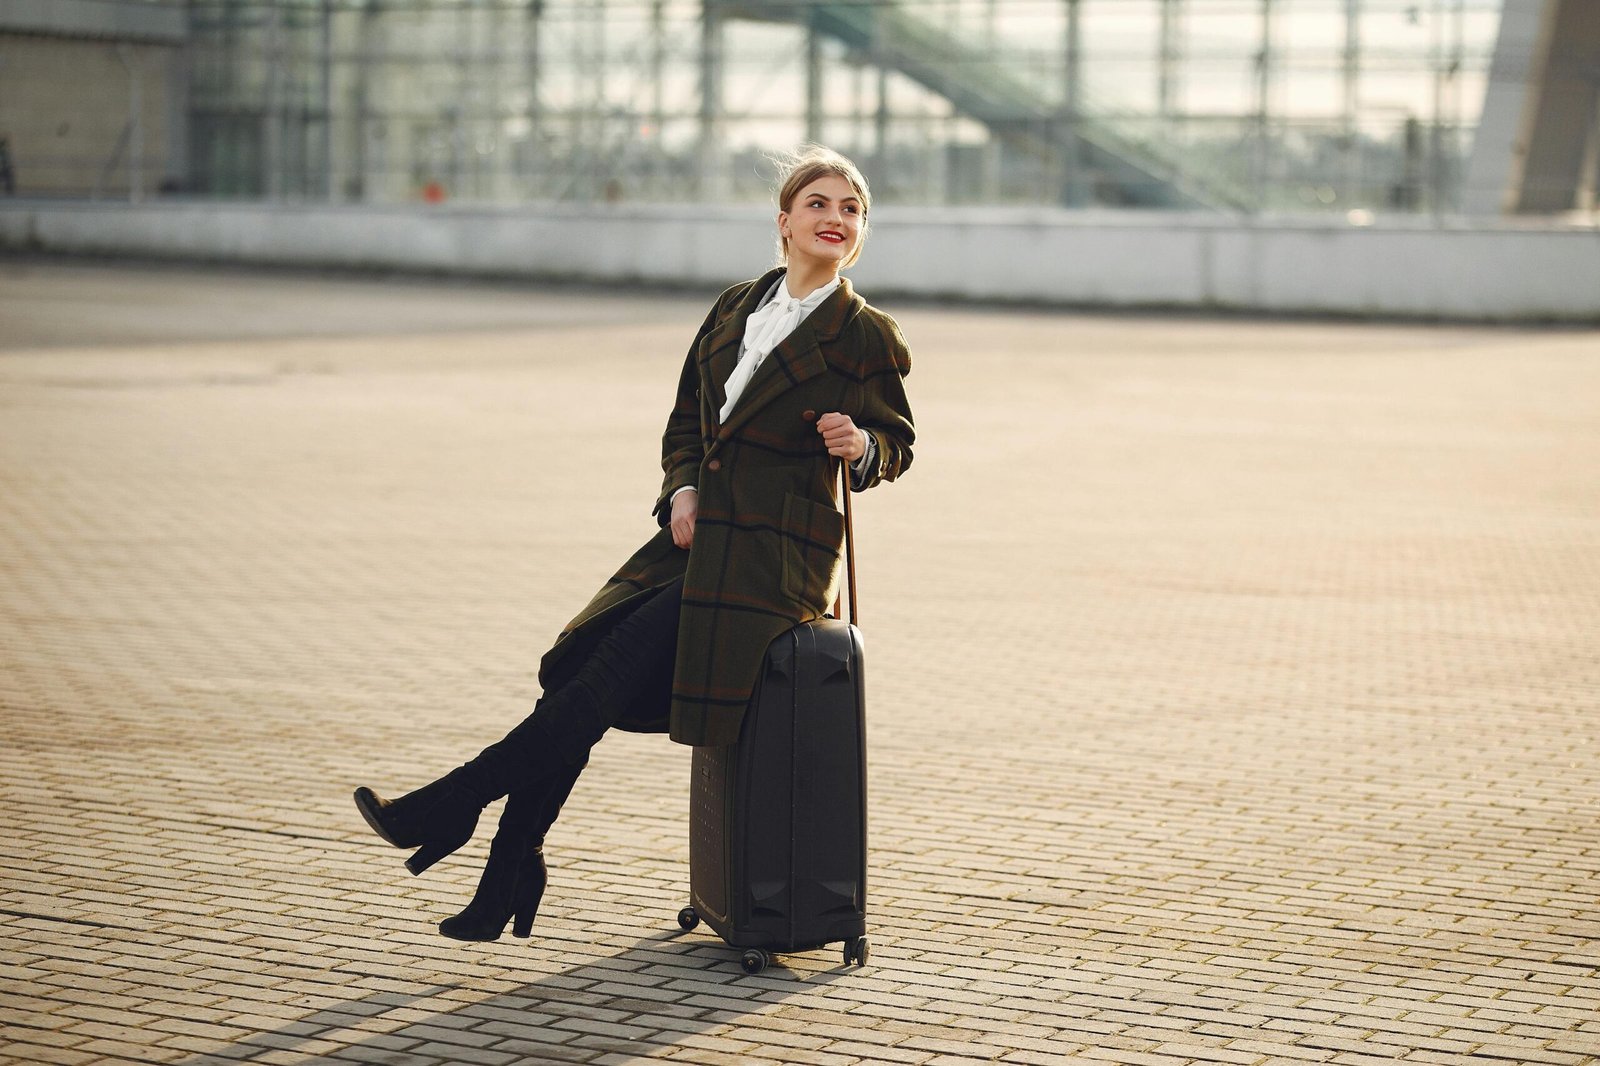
[
  {"xmin": 851, "ymin": 310, "xmax": 916, "ymax": 493},
  {"xmin": 651, "ymin": 293, "xmax": 724, "ymax": 526}
]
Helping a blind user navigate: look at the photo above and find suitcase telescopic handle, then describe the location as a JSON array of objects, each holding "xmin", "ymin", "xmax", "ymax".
[{"xmin": 832, "ymin": 459, "xmax": 858, "ymax": 627}]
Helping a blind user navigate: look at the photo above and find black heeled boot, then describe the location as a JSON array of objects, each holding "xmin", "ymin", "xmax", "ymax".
[
  {"xmin": 354, "ymin": 713, "xmax": 570, "ymax": 876},
  {"xmin": 437, "ymin": 762, "xmax": 584, "ymax": 941},
  {"xmin": 436, "ymin": 785, "xmax": 545, "ymax": 941},
  {"xmin": 353, "ymin": 773, "xmax": 489, "ymax": 876},
  {"xmin": 437, "ymin": 830, "xmax": 547, "ymax": 941}
]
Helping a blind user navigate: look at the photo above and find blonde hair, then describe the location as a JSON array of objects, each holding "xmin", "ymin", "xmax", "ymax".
[{"xmin": 773, "ymin": 145, "xmax": 872, "ymax": 269}]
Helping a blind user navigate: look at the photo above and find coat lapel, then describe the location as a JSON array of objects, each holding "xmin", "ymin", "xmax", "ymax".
[
  {"xmin": 709, "ymin": 274, "xmax": 864, "ymax": 447},
  {"xmin": 700, "ymin": 268, "xmax": 782, "ymax": 419},
  {"xmin": 714, "ymin": 320, "xmax": 825, "ymax": 444}
]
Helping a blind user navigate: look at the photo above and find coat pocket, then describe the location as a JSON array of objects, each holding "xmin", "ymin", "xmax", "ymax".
[{"xmin": 780, "ymin": 491, "xmax": 846, "ymax": 614}]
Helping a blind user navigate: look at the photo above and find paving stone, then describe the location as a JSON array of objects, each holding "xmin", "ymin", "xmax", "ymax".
[
  {"xmin": 1000, "ymin": 1050, "xmax": 1094, "ymax": 1065},
  {"xmin": 0, "ymin": 1045, "xmax": 100, "ymax": 1066},
  {"xmin": 2, "ymin": 259, "xmax": 1598, "ymax": 1066}
]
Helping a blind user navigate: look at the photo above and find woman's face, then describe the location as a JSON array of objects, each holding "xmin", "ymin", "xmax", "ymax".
[{"xmin": 778, "ymin": 173, "xmax": 865, "ymax": 271}]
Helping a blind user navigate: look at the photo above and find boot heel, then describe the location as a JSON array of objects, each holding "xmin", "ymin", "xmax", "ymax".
[
  {"xmin": 406, "ymin": 841, "xmax": 451, "ymax": 876},
  {"xmin": 510, "ymin": 851, "xmax": 547, "ymax": 938}
]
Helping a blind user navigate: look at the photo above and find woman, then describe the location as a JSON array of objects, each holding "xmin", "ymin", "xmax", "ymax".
[{"xmin": 354, "ymin": 146, "xmax": 915, "ymax": 941}]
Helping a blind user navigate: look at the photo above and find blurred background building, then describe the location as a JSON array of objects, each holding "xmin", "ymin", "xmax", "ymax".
[
  {"xmin": 4, "ymin": 0, "xmax": 1596, "ymax": 217},
  {"xmin": 1, "ymin": 0, "xmax": 1596, "ymax": 318}
]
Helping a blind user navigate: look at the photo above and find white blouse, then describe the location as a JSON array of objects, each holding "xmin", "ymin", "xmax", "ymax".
[{"xmin": 719, "ymin": 274, "xmax": 840, "ymax": 423}]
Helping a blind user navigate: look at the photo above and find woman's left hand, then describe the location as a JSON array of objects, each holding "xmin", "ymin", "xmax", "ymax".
[{"xmin": 817, "ymin": 412, "xmax": 867, "ymax": 462}]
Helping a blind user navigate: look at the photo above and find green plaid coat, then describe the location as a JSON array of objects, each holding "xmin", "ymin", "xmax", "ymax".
[{"xmin": 537, "ymin": 267, "xmax": 915, "ymax": 746}]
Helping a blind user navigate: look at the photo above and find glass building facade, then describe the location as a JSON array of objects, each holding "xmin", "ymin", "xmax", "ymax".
[{"xmin": 50, "ymin": 1, "xmax": 1514, "ymax": 213}]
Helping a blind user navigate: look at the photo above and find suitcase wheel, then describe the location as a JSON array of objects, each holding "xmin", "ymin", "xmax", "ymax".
[
  {"xmin": 740, "ymin": 949, "xmax": 771, "ymax": 975},
  {"xmin": 677, "ymin": 906, "xmax": 700, "ymax": 932},
  {"xmin": 844, "ymin": 936, "xmax": 869, "ymax": 967}
]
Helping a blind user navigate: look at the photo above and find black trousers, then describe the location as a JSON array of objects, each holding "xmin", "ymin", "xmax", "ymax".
[{"xmin": 493, "ymin": 577, "xmax": 684, "ymax": 839}]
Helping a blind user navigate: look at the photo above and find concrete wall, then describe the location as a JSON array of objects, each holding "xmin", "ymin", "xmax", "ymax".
[
  {"xmin": 0, "ymin": 0, "xmax": 187, "ymax": 43},
  {"xmin": 1, "ymin": 201, "xmax": 1597, "ymax": 322},
  {"xmin": 0, "ymin": 35, "xmax": 184, "ymax": 198}
]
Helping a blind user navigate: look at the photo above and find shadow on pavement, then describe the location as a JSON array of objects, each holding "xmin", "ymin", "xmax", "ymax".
[{"xmin": 176, "ymin": 927, "xmax": 852, "ymax": 1064}]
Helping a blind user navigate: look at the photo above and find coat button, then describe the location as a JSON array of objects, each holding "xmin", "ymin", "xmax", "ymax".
[
  {"xmin": 707, "ymin": 459, "xmax": 722, "ymax": 472},
  {"xmin": 801, "ymin": 409, "xmax": 817, "ymax": 422}
]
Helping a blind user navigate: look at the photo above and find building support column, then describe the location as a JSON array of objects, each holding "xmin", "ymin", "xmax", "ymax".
[
  {"xmin": 526, "ymin": 0, "xmax": 543, "ymax": 196},
  {"xmin": 263, "ymin": 1, "xmax": 283, "ymax": 200},
  {"xmin": 1157, "ymin": 0, "xmax": 1182, "ymax": 120},
  {"xmin": 874, "ymin": 66, "xmax": 889, "ymax": 180},
  {"xmin": 649, "ymin": 0, "xmax": 664, "ymax": 190},
  {"xmin": 1251, "ymin": 0, "xmax": 1275, "ymax": 210},
  {"xmin": 805, "ymin": 13, "xmax": 823, "ymax": 145},
  {"xmin": 699, "ymin": 1, "xmax": 726, "ymax": 198},
  {"xmin": 1060, "ymin": 0, "xmax": 1087, "ymax": 206},
  {"xmin": 1341, "ymin": 0, "xmax": 1361, "ymax": 204},
  {"xmin": 167, "ymin": 10, "xmax": 193, "ymax": 195},
  {"xmin": 319, "ymin": 0, "xmax": 333, "ymax": 201}
]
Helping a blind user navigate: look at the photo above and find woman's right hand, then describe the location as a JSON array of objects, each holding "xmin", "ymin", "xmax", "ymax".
[{"xmin": 670, "ymin": 488, "xmax": 698, "ymax": 549}]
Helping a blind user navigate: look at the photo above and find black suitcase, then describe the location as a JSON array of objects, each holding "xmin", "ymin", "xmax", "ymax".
[{"xmin": 676, "ymin": 466, "xmax": 869, "ymax": 975}]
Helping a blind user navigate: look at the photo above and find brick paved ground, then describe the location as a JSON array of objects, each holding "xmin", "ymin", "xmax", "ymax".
[{"xmin": 1, "ymin": 257, "xmax": 1597, "ymax": 1066}]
